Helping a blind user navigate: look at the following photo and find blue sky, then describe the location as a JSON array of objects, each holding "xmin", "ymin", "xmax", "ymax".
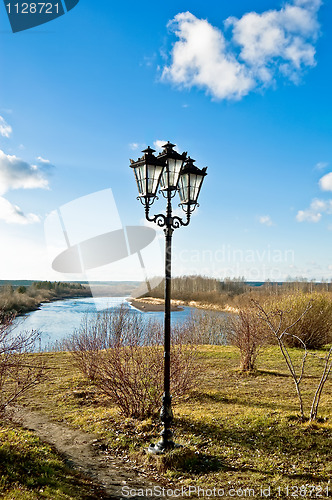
[{"xmin": 0, "ymin": 0, "xmax": 332, "ymax": 281}]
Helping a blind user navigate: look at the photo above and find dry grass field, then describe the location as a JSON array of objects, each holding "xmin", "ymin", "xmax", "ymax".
[{"xmin": 1, "ymin": 344, "xmax": 330, "ymax": 498}]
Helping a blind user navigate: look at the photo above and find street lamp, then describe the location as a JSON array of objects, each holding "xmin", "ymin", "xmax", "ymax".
[{"xmin": 130, "ymin": 142, "xmax": 207, "ymax": 453}]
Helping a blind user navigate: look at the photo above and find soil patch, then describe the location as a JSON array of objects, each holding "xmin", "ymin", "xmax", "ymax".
[{"xmin": 7, "ymin": 406, "xmax": 162, "ymax": 500}]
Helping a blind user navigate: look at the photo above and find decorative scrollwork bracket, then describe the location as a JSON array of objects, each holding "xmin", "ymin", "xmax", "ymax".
[{"xmin": 145, "ymin": 204, "xmax": 191, "ymax": 232}]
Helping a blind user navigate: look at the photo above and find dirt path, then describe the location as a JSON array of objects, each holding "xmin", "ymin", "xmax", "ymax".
[{"xmin": 7, "ymin": 406, "xmax": 163, "ymax": 500}]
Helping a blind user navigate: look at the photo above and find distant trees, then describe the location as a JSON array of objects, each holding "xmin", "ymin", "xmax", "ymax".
[
  {"xmin": 31, "ymin": 281, "xmax": 85, "ymax": 292},
  {"xmin": 0, "ymin": 281, "xmax": 90, "ymax": 315},
  {"xmin": 139, "ymin": 275, "xmax": 249, "ymax": 306},
  {"xmin": 139, "ymin": 274, "xmax": 332, "ymax": 311}
]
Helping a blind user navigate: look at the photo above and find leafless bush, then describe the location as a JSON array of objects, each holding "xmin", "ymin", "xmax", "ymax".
[
  {"xmin": 227, "ymin": 307, "xmax": 270, "ymax": 371},
  {"xmin": 189, "ymin": 310, "xmax": 228, "ymax": 345},
  {"xmin": 65, "ymin": 305, "xmax": 199, "ymax": 418},
  {"xmin": 63, "ymin": 315, "xmax": 107, "ymax": 380},
  {"xmin": 0, "ymin": 312, "xmax": 46, "ymax": 413},
  {"xmin": 254, "ymin": 299, "xmax": 332, "ymax": 422}
]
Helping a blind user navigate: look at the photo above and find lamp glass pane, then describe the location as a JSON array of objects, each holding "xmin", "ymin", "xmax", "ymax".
[
  {"xmin": 189, "ymin": 173, "xmax": 203, "ymax": 203},
  {"xmin": 147, "ymin": 164, "xmax": 163, "ymax": 196},
  {"xmin": 178, "ymin": 173, "xmax": 189, "ymax": 203},
  {"xmin": 134, "ymin": 165, "xmax": 147, "ymax": 196},
  {"xmin": 160, "ymin": 158, "xmax": 183, "ymax": 189}
]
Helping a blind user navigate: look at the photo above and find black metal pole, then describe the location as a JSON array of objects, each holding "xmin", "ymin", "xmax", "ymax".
[
  {"xmin": 149, "ymin": 190, "xmax": 176, "ymax": 453},
  {"xmin": 160, "ymin": 209, "xmax": 174, "ymax": 450}
]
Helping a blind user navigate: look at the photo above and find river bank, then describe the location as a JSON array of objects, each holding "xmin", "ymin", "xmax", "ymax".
[
  {"xmin": 128, "ymin": 297, "xmax": 184, "ymax": 312},
  {"xmin": 129, "ymin": 296, "xmax": 239, "ymax": 313},
  {"xmin": 0, "ymin": 282, "xmax": 91, "ymax": 317}
]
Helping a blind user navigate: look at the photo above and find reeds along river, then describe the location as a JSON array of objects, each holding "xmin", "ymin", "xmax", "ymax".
[{"xmin": 15, "ymin": 296, "xmax": 195, "ymax": 350}]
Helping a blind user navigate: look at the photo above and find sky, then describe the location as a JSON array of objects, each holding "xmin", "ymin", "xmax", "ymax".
[{"xmin": 0, "ymin": 0, "xmax": 332, "ymax": 282}]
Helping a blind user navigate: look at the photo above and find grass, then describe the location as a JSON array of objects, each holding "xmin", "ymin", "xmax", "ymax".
[
  {"xmin": 7, "ymin": 345, "xmax": 331, "ymax": 498},
  {"xmin": 0, "ymin": 421, "xmax": 106, "ymax": 499}
]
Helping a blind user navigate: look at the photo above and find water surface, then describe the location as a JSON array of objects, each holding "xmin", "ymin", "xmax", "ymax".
[{"xmin": 16, "ymin": 296, "xmax": 194, "ymax": 349}]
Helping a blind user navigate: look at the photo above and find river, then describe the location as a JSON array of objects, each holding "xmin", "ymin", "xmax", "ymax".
[{"xmin": 15, "ymin": 296, "xmax": 195, "ymax": 349}]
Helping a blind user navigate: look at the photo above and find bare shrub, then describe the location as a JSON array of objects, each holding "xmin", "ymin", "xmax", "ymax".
[
  {"xmin": 266, "ymin": 292, "xmax": 332, "ymax": 349},
  {"xmin": 309, "ymin": 346, "xmax": 332, "ymax": 421},
  {"xmin": 66, "ymin": 305, "xmax": 199, "ymax": 419},
  {"xmin": 254, "ymin": 299, "xmax": 332, "ymax": 422},
  {"xmin": 63, "ymin": 315, "xmax": 104, "ymax": 380},
  {"xmin": 189, "ymin": 310, "xmax": 228, "ymax": 345},
  {"xmin": 227, "ymin": 307, "xmax": 270, "ymax": 371},
  {"xmin": 0, "ymin": 312, "xmax": 46, "ymax": 413}
]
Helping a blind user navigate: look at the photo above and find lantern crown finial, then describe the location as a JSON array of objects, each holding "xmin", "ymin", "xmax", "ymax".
[
  {"xmin": 142, "ymin": 146, "xmax": 156, "ymax": 155},
  {"xmin": 161, "ymin": 141, "xmax": 176, "ymax": 151},
  {"xmin": 185, "ymin": 156, "xmax": 195, "ymax": 165}
]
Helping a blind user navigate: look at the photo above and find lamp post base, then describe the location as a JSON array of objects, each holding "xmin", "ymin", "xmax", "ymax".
[
  {"xmin": 147, "ymin": 395, "xmax": 182, "ymax": 454},
  {"xmin": 147, "ymin": 441, "xmax": 182, "ymax": 455}
]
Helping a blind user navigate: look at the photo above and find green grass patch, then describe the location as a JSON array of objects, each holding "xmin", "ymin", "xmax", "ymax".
[{"xmin": 0, "ymin": 420, "xmax": 105, "ymax": 499}]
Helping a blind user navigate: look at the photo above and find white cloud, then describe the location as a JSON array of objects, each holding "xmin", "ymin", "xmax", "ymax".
[
  {"xmin": 319, "ymin": 172, "xmax": 332, "ymax": 191},
  {"xmin": 36, "ymin": 156, "xmax": 54, "ymax": 172},
  {"xmin": 154, "ymin": 139, "xmax": 185, "ymax": 153},
  {"xmin": 0, "ymin": 116, "xmax": 12, "ymax": 138},
  {"xmin": 228, "ymin": 1, "xmax": 319, "ymax": 83},
  {"xmin": 163, "ymin": 0, "xmax": 321, "ymax": 100},
  {"xmin": 259, "ymin": 215, "xmax": 274, "ymax": 226},
  {"xmin": 153, "ymin": 140, "xmax": 168, "ymax": 151},
  {"xmin": 296, "ymin": 198, "xmax": 332, "ymax": 222},
  {"xmin": 0, "ymin": 149, "xmax": 49, "ymax": 196},
  {"xmin": 37, "ymin": 156, "xmax": 51, "ymax": 164},
  {"xmin": 296, "ymin": 209, "xmax": 322, "ymax": 222},
  {"xmin": 129, "ymin": 143, "xmax": 140, "ymax": 151},
  {"xmin": 0, "ymin": 196, "xmax": 40, "ymax": 225},
  {"xmin": 0, "ymin": 149, "xmax": 49, "ymax": 225},
  {"xmin": 163, "ymin": 12, "xmax": 254, "ymax": 100}
]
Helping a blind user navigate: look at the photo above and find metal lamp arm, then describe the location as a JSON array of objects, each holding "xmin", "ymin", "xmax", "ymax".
[
  {"xmin": 145, "ymin": 204, "xmax": 167, "ymax": 227},
  {"xmin": 171, "ymin": 213, "xmax": 190, "ymax": 228},
  {"xmin": 145, "ymin": 204, "xmax": 191, "ymax": 230}
]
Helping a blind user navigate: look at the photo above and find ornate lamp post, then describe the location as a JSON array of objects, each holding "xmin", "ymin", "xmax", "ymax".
[{"xmin": 130, "ymin": 142, "xmax": 207, "ymax": 453}]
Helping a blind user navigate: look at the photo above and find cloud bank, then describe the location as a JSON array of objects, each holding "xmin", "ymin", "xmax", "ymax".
[
  {"xmin": 0, "ymin": 150, "xmax": 49, "ymax": 195},
  {"xmin": 162, "ymin": 0, "xmax": 321, "ymax": 100},
  {"xmin": 0, "ymin": 149, "xmax": 49, "ymax": 224},
  {"xmin": 0, "ymin": 196, "xmax": 40, "ymax": 225},
  {"xmin": 296, "ymin": 198, "xmax": 332, "ymax": 222}
]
